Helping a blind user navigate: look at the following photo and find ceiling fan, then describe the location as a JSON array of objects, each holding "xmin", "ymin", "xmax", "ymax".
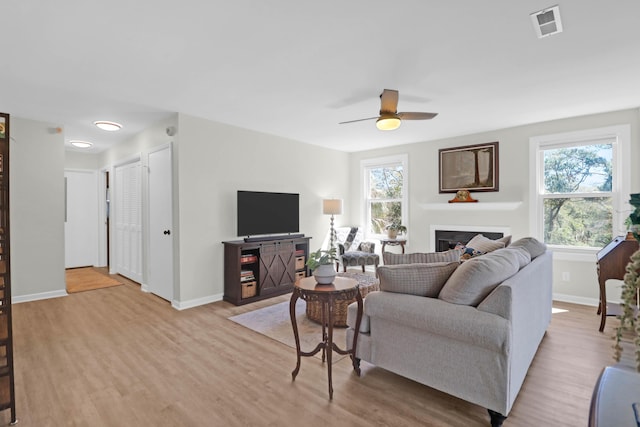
[{"xmin": 339, "ymin": 89, "xmax": 438, "ymax": 131}]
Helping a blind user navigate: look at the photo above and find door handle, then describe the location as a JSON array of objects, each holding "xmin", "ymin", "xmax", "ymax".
[{"xmin": 163, "ymin": 230, "xmax": 171, "ymax": 235}]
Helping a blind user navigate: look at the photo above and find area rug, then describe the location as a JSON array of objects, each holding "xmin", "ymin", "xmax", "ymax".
[
  {"xmin": 66, "ymin": 267, "xmax": 123, "ymax": 293},
  {"xmin": 229, "ymin": 299, "xmax": 348, "ymax": 362}
]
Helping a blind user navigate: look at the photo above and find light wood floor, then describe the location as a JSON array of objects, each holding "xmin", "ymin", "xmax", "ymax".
[{"xmin": 1, "ymin": 272, "xmax": 626, "ymax": 426}]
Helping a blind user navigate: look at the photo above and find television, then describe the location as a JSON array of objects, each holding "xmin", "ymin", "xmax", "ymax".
[{"xmin": 237, "ymin": 191, "xmax": 300, "ymax": 237}]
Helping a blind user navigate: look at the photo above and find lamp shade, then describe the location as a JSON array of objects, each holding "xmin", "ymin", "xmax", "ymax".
[{"xmin": 322, "ymin": 199, "xmax": 343, "ymax": 215}]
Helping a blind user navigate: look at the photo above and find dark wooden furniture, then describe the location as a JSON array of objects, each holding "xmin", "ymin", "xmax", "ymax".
[
  {"xmin": 0, "ymin": 112, "xmax": 16, "ymax": 424},
  {"xmin": 596, "ymin": 234, "xmax": 639, "ymax": 332},
  {"xmin": 290, "ymin": 276, "xmax": 363, "ymax": 399},
  {"xmin": 222, "ymin": 236, "xmax": 310, "ymax": 305},
  {"xmin": 589, "ymin": 365, "xmax": 640, "ymax": 426},
  {"xmin": 380, "ymin": 238, "xmax": 407, "ymax": 254}
]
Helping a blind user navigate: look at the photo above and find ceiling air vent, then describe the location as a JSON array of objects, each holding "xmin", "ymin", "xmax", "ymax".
[{"xmin": 530, "ymin": 5, "xmax": 563, "ymax": 38}]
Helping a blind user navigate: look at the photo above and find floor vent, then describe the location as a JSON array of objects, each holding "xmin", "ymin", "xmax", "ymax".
[{"xmin": 530, "ymin": 5, "xmax": 563, "ymax": 38}]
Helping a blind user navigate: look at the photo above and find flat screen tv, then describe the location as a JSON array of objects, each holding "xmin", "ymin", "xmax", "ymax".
[{"xmin": 237, "ymin": 191, "xmax": 300, "ymax": 237}]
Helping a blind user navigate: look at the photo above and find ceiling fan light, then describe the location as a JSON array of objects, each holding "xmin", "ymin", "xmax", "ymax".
[
  {"xmin": 376, "ymin": 116, "xmax": 401, "ymax": 131},
  {"xmin": 94, "ymin": 120, "xmax": 122, "ymax": 131}
]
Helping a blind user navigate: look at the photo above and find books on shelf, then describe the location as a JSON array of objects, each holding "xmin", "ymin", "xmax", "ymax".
[
  {"xmin": 295, "ymin": 249, "xmax": 305, "ymax": 256},
  {"xmin": 240, "ymin": 254, "xmax": 258, "ymax": 264},
  {"xmin": 241, "ymin": 269, "xmax": 255, "ymax": 282}
]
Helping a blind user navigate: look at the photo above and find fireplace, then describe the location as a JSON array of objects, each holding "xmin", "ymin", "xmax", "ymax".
[{"xmin": 430, "ymin": 225, "xmax": 511, "ymax": 252}]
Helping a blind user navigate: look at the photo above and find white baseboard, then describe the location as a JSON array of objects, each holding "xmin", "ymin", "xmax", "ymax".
[
  {"xmin": 13, "ymin": 289, "xmax": 68, "ymax": 304},
  {"xmin": 171, "ymin": 293, "xmax": 223, "ymax": 311},
  {"xmin": 553, "ymin": 293, "xmax": 599, "ymax": 307},
  {"xmin": 140, "ymin": 283, "xmax": 150, "ymax": 293}
]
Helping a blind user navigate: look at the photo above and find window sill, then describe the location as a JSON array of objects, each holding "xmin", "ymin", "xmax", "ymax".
[{"xmin": 550, "ymin": 246, "xmax": 598, "ymax": 262}]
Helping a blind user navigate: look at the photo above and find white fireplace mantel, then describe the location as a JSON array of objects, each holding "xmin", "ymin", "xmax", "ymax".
[{"xmin": 420, "ymin": 201, "xmax": 522, "ymax": 211}]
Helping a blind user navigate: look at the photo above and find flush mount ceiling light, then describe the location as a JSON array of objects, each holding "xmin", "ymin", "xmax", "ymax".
[
  {"xmin": 93, "ymin": 120, "xmax": 122, "ymax": 131},
  {"xmin": 376, "ymin": 115, "xmax": 401, "ymax": 131},
  {"xmin": 70, "ymin": 140, "xmax": 93, "ymax": 149}
]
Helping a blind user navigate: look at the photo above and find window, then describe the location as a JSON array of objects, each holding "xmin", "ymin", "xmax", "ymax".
[
  {"xmin": 530, "ymin": 125, "xmax": 630, "ymax": 252},
  {"xmin": 362, "ymin": 155, "xmax": 408, "ymax": 237}
]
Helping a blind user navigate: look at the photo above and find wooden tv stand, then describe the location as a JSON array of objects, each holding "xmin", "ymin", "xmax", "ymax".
[{"xmin": 222, "ymin": 236, "xmax": 311, "ymax": 305}]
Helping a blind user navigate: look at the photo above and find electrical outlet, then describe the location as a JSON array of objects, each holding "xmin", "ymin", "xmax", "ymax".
[{"xmin": 562, "ymin": 272, "xmax": 570, "ymax": 282}]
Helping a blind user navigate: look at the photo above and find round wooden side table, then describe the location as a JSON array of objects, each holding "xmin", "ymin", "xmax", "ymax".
[{"xmin": 289, "ymin": 276, "xmax": 363, "ymax": 399}]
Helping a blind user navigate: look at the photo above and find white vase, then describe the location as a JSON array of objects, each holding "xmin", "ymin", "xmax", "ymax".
[{"xmin": 313, "ymin": 264, "xmax": 337, "ymax": 285}]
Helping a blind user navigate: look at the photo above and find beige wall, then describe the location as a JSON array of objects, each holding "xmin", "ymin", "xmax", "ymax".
[
  {"xmin": 176, "ymin": 113, "xmax": 350, "ymax": 305},
  {"xmin": 348, "ymin": 108, "xmax": 640, "ymax": 305},
  {"xmin": 11, "ymin": 117, "xmax": 66, "ymax": 300}
]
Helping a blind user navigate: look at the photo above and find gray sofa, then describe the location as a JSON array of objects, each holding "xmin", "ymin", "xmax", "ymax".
[{"xmin": 346, "ymin": 237, "xmax": 552, "ymax": 427}]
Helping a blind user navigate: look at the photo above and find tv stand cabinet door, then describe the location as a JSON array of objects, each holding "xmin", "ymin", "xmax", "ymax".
[{"xmin": 259, "ymin": 241, "xmax": 296, "ymax": 294}]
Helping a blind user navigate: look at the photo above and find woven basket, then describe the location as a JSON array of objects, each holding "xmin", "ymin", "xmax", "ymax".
[{"xmin": 305, "ymin": 272, "xmax": 379, "ymax": 327}]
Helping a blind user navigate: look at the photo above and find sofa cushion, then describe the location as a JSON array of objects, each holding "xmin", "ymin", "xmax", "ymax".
[
  {"xmin": 466, "ymin": 234, "xmax": 506, "ymax": 253},
  {"xmin": 509, "ymin": 237, "xmax": 547, "ymax": 259},
  {"xmin": 383, "ymin": 249, "xmax": 461, "ymax": 265},
  {"xmin": 359, "ymin": 291, "xmax": 510, "ymax": 352},
  {"xmin": 378, "ymin": 262, "xmax": 459, "ymax": 297},
  {"xmin": 438, "ymin": 249, "xmax": 521, "ymax": 306}
]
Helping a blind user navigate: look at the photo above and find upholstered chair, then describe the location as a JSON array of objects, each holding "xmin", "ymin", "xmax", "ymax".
[{"xmin": 332, "ymin": 227, "xmax": 379, "ymax": 273}]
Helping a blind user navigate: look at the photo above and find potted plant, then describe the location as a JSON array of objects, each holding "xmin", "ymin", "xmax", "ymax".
[
  {"xmin": 306, "ymin": 247, "xmax": 337, "ymax": 284},
  {"xmin": 614, "ymin": 193, "xmax": 640, "ymax": 371},
  {"xmin": 385, "ymin": 220, "xmax": 407, "ymax": 239}
]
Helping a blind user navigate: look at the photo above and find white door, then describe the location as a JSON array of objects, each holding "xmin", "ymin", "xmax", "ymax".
[
  {"xmin": 65, "ymin": 170, "xmax": 99, "ymax": 268},
  {"xmin": 113, "ymin": 161, "xmax": 143, "ymax": 283},
  {"xmin": 148, "ymin": 145, "xmax": 174, "ymax": 301}
]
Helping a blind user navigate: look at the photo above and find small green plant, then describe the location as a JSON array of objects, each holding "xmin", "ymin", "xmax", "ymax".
[
  {"xmin": 385, "ymin": 219, "xmax": 407, "ymax": 234},
  {"xmin": 306, "ymin": 247, "xmax": 337, "ymax": 270}
]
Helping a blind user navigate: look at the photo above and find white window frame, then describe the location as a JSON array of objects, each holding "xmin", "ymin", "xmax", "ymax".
[
  {"xmin": 361, "ymin": 154, "xmax": 409, "ymax": 240},
  {"xmin": 529, "ymin": 125, "xmax": 631, "ymax": 261}
]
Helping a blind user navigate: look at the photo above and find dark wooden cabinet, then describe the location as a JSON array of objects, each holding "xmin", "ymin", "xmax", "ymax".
[
  {"xmin": 0, "ymin": 112, "xmax": 16, "ymax": 424},
  {"xmin": 223, "ymin": 236, "xmax": 311, "ymax": 305}
]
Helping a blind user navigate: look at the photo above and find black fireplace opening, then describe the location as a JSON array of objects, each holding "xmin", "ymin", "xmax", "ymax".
[{"xmin": 435, "ymin": 230, "xmax": 504, "ymax": 252}]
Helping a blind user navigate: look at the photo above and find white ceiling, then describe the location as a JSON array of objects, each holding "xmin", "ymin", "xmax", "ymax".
[{"xmin": 2, "ymin": 1, "xmax": 640, "ymax": 153}]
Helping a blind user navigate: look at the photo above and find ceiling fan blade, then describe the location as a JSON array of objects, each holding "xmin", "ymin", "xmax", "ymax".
[
  {"xmin": 397, "ymin": 112, "xmax": 438, "ymax": 120},
  {"xmin": 338, "ymin": 116, "xmax": 379, "ymax": 124},
  {"xmin": 379, "ymin": 89, "xmax": 399, "ymax": 114}
]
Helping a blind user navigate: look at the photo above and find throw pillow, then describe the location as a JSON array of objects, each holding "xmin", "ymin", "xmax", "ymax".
[
  {"xmin": 503, "ymin": 246, "xmax": 531, "ymax": 269},
  {"xmin": 382, "ymin": 249, "xmax": 461, "ymax": 266},
  {"xmin": 438, "ymin": 249, "xmax": 521, "ymax": 306},
  {"xmin": 509, "ymin": 237, "xmax": 547, "ymax": 259},
  {"xmin": 359, "ymin": 242, "xmax": 374, "ymax": 253},
  {"xmin": 497, "ymin": 235, "xmax": 512, "ymax": 247},
  {"xmin": 466, "ymin": 234, "xmax": 506, "ymax": 253},
  {"xmin": 378, "ymin": 262, "xmax": 459, "ymax": 297}
]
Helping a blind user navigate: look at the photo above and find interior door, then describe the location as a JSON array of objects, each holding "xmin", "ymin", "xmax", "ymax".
[
  {"xmin": 148, "ymin": 145, "xmax": 174, "ymax": 301},
  {"xmin": 64, "ymin": 170, "xmax": 99, "ymax": 268},
  {"xmin": 113, "ymin": 160, "xmax": 143, "ymax": 283}
]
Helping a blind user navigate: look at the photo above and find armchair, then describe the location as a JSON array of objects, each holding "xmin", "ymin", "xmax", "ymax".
[{"xmin": 332, "ymin": 227, "xmax": 380, "ymax": 273}]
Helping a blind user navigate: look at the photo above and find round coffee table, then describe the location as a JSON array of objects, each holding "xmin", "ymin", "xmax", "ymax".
[{"xmin": 305, "ymin": 272, "xmax": 379, "ymax": 327}]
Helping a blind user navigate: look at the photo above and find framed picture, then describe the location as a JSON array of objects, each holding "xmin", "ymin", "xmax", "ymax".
[
  {"xmin": 439, "ymin": 141, "xmax": 499, "ymax": 193},
  {"xmin": 0, "ymin": 114, "xmax": 6, "ymax": 140}
]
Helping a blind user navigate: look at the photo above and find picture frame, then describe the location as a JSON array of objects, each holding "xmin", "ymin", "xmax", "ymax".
[
  {"xmin": 438, "ymin": 141, "xmax": 499, "ymax": 193},
  {"xmin": 0, "ymin": 113, "xmax": 7, "ymax": 140}
]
